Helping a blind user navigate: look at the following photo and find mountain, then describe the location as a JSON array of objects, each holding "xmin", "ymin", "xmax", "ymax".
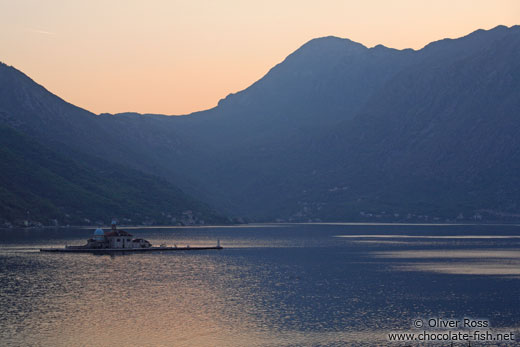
[
  {"xmin": 166, "ymin": 25, "xmax": 520, "ymax": 221},
  {"xmin": 1, "ymin": 25, "xmax": 520, "ymax": 224},
  {"xmin": 302, "ymin": 25, "xmax": 520, "ymax": 221},
  {"xmin": 0, "ymin": 124, "xmax": 226, "ymax": 226},
  {"xmin": 0, "ymin": 62, "xmax": 231, "ymax": 226}
]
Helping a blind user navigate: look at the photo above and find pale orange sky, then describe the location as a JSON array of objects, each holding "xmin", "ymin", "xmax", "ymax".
[{"xmin": 0, "ymin": 0, "xmax": 518, "ymax": 115}]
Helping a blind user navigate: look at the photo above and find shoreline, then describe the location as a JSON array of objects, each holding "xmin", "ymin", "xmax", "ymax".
[{"xmin": 2, "ymin": 221, "xmax": 520, "ymax": 231}]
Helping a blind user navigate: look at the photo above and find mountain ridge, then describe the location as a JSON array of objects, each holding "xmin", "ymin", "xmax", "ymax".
[
  {"xmin": 2, "ymin": 25, "xmax": 520, "ymax": 223},
  {"xmin": 0, "ymin": 124, "xmax": 227, "ymax": 226}
]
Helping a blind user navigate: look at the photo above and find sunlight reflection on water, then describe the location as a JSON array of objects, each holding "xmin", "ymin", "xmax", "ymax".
[
  {"xmin": 1, "ymin": 224, "xmax": 520, "ymax": 346},
  {"xmin": 375, "ymin": 249, "xmax": 520, "ymax": 277}
]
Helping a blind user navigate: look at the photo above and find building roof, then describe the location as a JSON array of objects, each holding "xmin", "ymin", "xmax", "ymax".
[{"xmin": 104, "ymin": 230, "xmax": 133, "ymax": 237}]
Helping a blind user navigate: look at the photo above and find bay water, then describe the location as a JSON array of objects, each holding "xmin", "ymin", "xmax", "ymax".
[{"xmin": 1, "ymin": 223, "xmax": 519, "ymax": 346}]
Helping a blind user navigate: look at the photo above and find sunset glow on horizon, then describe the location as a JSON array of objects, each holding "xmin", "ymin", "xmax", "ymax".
[{"xmin": 1, "ymin": 0, "xmax": 518, "ymax": 115}]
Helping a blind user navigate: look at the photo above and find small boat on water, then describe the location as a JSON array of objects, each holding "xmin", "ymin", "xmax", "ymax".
[{"xmin": 40, "ymin": 220, "xmax": 223, "ymax": 253}]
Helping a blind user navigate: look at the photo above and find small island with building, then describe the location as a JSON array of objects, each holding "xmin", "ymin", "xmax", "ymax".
[{"xmin": 40, "ymin": 220, "xmax": 222, "ymax": 253}]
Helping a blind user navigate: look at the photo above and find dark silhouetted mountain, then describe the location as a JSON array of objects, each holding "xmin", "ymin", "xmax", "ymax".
[
  {"xmin": 296, "ymin": 25, "xmax": 520, "ymax": 221},
  {"xmin": 1, "ymin": 25, "xmax": 520, "ymax": 223},
  {"xmin": 166, "ymin": 25, "xmax": 520, "ymax": 221},
  {"xmin": 0, "ymin": 124, "xmax": 226, "ymax": 226}
]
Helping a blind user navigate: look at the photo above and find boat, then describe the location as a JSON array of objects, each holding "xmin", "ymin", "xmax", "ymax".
[{"xmin": 40, "ymin": 220, "xmax": 223, "ymax": 253}]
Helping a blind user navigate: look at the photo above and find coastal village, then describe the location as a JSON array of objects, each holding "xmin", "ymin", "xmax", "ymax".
[
  {"xmin": 6, "ymin": 207, "xmax": 520, "ymax": 228},
  {"xmin": 2, "ymin": 209, "xmax": 207, "ymax": 228}
]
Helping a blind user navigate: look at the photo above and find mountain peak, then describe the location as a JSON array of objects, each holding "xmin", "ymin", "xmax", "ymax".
[
  {"xmin": 273, "ymin": 36, "xmax": 367, "ymax": 70},
  {"xmin": 420, "ymin": 24, "xmax": 519, "ymax": 53},
  {"xmin": 294, "ymin": 36, "xmax": 367, "ymax": 56}
]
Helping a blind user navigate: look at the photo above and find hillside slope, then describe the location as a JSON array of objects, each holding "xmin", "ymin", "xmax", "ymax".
[
  {"xmin": 0, "ymin": 124, "xmax": 226, "ymax": 226},
  {"xmin": 2, "ymin": 25, "xmax": 520, "ymax": 223}
]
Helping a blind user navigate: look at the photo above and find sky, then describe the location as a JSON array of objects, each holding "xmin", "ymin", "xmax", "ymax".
[{"xmin": 0, "ymin": 0, "xmax": 518, "ymax": 115}]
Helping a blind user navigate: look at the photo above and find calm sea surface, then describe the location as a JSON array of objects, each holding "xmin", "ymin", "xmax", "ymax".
[{"xmin": 1, "ymin": 223, "xmax": 520, "ymax": 346}]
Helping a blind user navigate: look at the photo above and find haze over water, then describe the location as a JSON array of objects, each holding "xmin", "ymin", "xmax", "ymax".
[{"xmin": 1, "ymin": 224, "xmax": 519, "ymax": 346}]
